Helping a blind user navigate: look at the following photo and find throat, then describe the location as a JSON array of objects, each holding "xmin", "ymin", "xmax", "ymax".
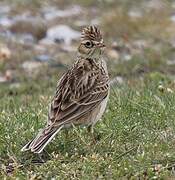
[
  {"xmin": 86, "ymin": 57, "xmax": 102, "ymax": 68},
  {"xmin": 77, "ymin": 50, "xmax": 103, "ymax": 60}
]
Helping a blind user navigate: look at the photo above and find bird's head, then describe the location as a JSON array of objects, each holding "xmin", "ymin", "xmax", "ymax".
[{"xmin": 78, "ymin": 26, "xmax": 105, "ymax": 59}]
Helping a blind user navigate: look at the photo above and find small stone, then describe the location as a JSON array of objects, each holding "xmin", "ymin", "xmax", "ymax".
[
  {"xmin": 170, "ymin": 15, "xmax": 175, "ymax": 23},
  {"xmin": 167, "ymin": 60, "xmax": 175, "ymax": 65},
  {"xmin": 0, "ymin": 70, "xmax": 13, "ymax": 83},
  {"xmin": 158, "ymin": 85, "xmax": 165, "ymax": 92},
  {"xmin": 0, "ymin": 76, "xmax": 7, "ymax": 83},
  {"xmin": 0, "ymin": 17, "xmax": 13, "ymax": 27},
  {"xmin": 46, "ymin": 25, "xmax": 80, "ymax": 45},
  {"xmin": 35, "ymin": 54, "xmax": 52, "ymax": 62},
  {"xmin": 0, "ymin": 46, "xmax": 11, "ymax": 60},
  {"xmin": 167, "ymin": 88, "xmax": 173, "ymax": 93},
  {"xmin": 123, "ymin": 54, "xmax": 132, "ymax": 61},
  {"xmin": 154, "ymin": 164, "xmax": 162, "ymax": 173},
  {"xmin": 128, "ymin": 9, "xmax": 142, "ymax": 18},
  {"xmin": 22, "ymin": 61, "xmax": 42, "ymax": 75},
  {"xmin": 5, "ymin": 70, "xmax": 12, "ymax": 81}
]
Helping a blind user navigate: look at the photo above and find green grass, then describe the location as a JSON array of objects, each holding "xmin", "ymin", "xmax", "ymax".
[
  {"xmin": 1, "ymin": 0, "xmax": 175, "ymax": 178},
  {"xmin": 1, "ymin": 73, "xmax": 175, "ymax": 179}
]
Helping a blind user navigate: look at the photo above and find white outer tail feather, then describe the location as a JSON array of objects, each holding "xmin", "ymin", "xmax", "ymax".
[{"xmin": 21, "ymin": 126, "xmax": 63, "ymax": 153}]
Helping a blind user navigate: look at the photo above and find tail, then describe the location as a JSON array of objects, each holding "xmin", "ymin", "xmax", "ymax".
[{"xmin": 21, "ymin": 125, "xmax": 63, "ymax": 153}]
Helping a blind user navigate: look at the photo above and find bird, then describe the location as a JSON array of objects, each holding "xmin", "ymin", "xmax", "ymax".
[{"xmin": 21, "ymin": 25, "xmax": 110, "ymax": 154}]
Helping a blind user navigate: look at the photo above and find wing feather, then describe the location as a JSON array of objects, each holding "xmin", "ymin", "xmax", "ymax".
[{"xmin": 48, "ymin": 58, "xmax": 109, "ymax": 126}]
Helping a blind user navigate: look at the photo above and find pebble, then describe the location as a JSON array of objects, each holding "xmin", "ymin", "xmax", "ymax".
[
  {"xmin": 170, "ymin": 15, "xmax": 175, "ymax": 23},
  {"xmin": 22, "ymin": 61, "xmax": 42, "ymax": 74},
  {"xmin": 0, "ymin": 76, "xmax": 7, "ymax": 83},
  {"xmin": 35, "ymin": 54, "xmax": 52, "ymax": 62},
  {"xmin": 0, "ymin": 70, "xmax": 13, "ymax": 83},
  {"xmin": 0, "ymin": 46, "xmax": 11, "ymax": 60},
  {"xmin": 0, "ymin": 17, "xmax": 13, "ymax": 27},
  {"xmin": 128, "ymin": 9, "xmax": 142, "ymax": 18},
  {"xmin": 46, "ymin": 25, "xmax": 80, "ymax": 45}
]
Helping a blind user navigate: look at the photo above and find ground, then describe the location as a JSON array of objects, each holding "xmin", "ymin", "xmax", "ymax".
[{"xmin": 1, "ymin": 0, "xmax": 175, "ymax": 179}]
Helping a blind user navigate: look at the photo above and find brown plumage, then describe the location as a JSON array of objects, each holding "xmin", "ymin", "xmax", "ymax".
[
  {"xmin": 21, "ymin": 26, "xmax": 109, "ymax": 153},
  {"xmin": 81, "ymin": 26, "xmax": 102, "ymax": 41}
]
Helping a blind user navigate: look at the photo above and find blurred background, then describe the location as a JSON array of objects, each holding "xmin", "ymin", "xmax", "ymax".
[
  {"xmin": 0, "ymin": 0, "xmax": 175, "ymax": 95},
  {"xmin": 2, "ymin": 0, "xmax": 175, "ymax": 178}
]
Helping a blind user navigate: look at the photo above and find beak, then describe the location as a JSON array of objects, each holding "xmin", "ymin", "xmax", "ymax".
[{"xmin": 97, "ymin": 43, "xmax": 106, "ymax": 48}]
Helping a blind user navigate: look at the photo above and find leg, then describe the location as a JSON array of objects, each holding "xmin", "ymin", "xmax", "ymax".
[
  {"xmin": 87, "ymin": 124, "xmax": 102, "ymax": 143},
  {"xmin": 31, "ymin": 153, "xmax": 45, "ymax": 164},
  {"xmin": 38, "ymin": 153, "xmax": 45, "ymax": 163},
  {"xmin": 64, "ymin": 129, "xmax": 69, "ymax": 139},
  {"xmin": 43, "ymin": 149, "xmax": 52, "ymax": 159},
  {"xmin": 87, "ymin": 124, "xmax": 94, "ymax": 134},
  {"xmin": 87, "ymin": 124, "xmax": 98, "ymax": 144}
]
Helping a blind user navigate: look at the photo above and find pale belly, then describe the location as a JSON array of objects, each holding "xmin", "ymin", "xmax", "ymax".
[
  {"xmin": 90, "ymin": 94, "xmax": 109, "ymax": 126},
  {"xmin": 63, "ymin": 94, "xmax": 109, "ymax": 128}
]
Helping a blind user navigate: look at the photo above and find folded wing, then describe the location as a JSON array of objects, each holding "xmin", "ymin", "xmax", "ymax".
[{"xmin": 48, "ymin": 59, "xmax": 109, "ymax": 127}]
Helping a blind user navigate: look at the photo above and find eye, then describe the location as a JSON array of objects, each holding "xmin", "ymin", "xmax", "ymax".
[{"xmin": 84, "ymin": 41, "xmax": 93, "ymax": 48}]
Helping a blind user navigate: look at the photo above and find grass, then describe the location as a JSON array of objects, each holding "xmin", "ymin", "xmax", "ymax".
[
  {"xmin": 1, "ymin": 0, "xmax": 175, "ymax": 178},
  {"xmin": 1, "ymin": 72, "xmax": 175, "ymax": 179}
]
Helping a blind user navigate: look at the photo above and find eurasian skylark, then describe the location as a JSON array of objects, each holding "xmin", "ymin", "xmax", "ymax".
[{"xmin": 21, "ymin": 25, "xmax": 110, "ymax": 153}]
